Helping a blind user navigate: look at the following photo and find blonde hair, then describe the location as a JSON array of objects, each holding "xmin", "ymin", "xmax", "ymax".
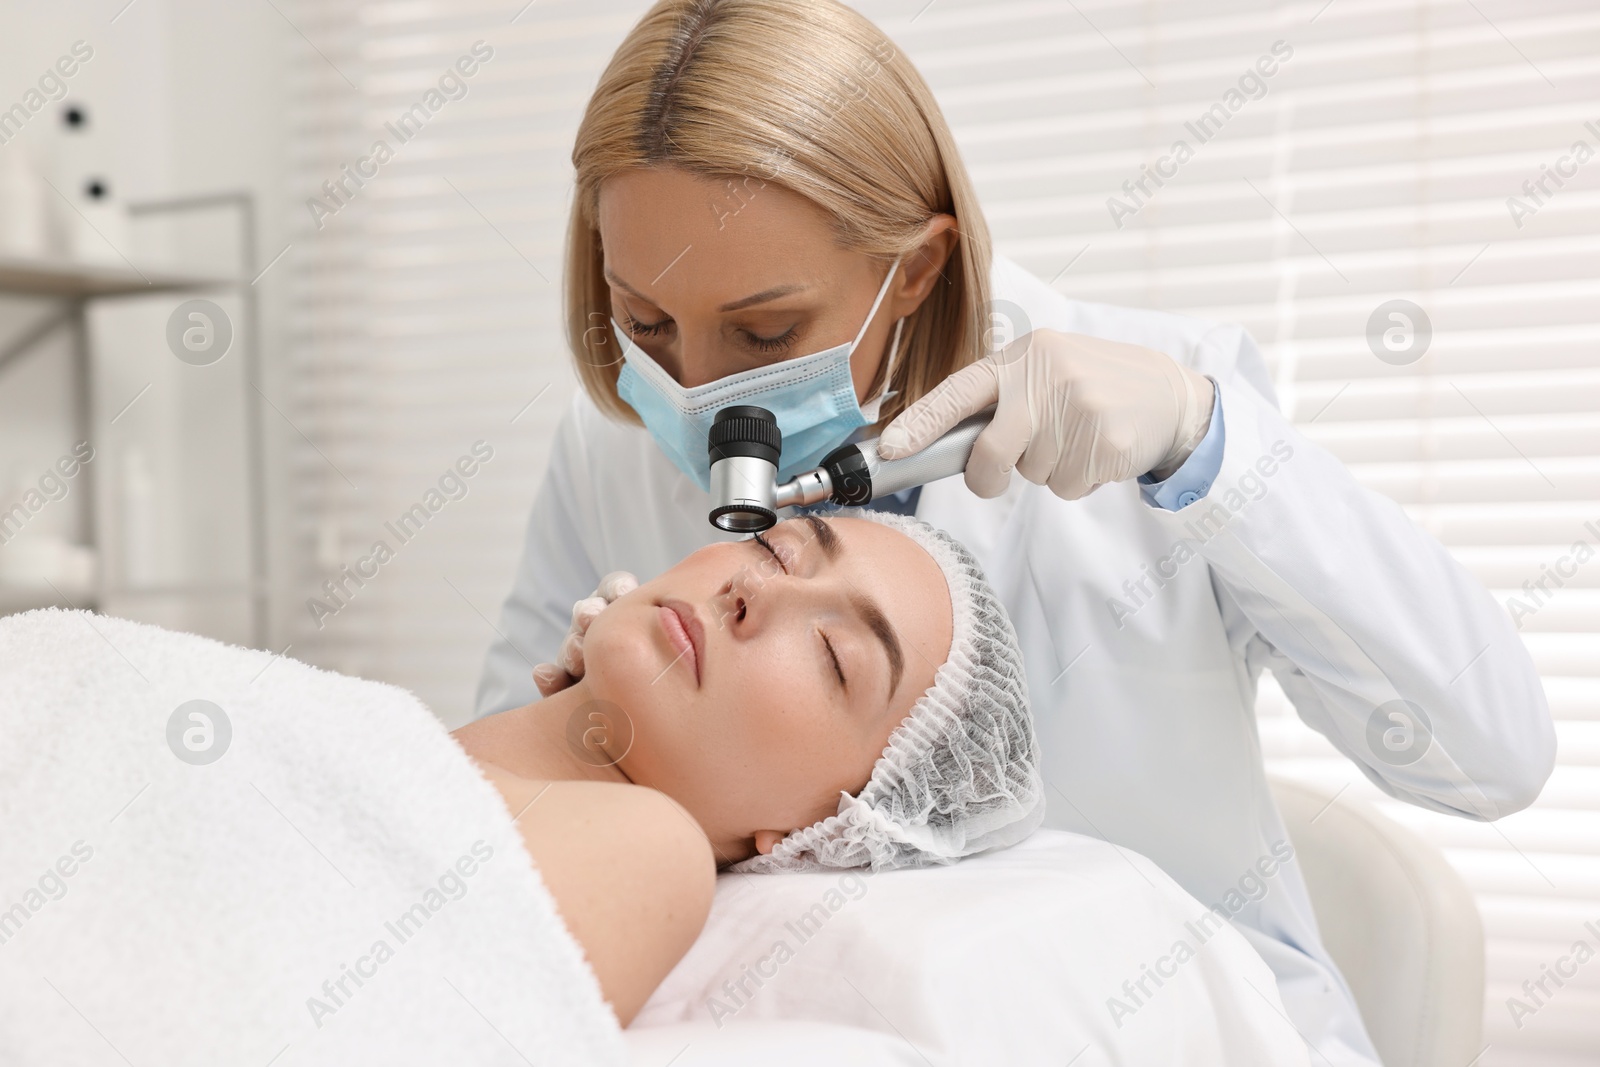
[{"xmin": 567, "ymin": 0, "xmax": 992, "ymax": 427}]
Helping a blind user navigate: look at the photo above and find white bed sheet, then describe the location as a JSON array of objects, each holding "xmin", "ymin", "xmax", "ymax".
[{"xmin": 630, "ymin": 830, "xmax": 1311, "ymax": 1066}]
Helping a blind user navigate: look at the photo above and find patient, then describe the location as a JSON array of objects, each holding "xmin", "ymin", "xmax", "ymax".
[{"xmin": 451, "ymin": 510, "xmax": 1042, "ymax": 1024}]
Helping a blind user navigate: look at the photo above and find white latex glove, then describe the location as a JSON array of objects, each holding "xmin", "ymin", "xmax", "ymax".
[
  {"xmin": 877, "ymin": 329, "xmax": 1214, "ymax": 500},
  {"xmin": 531, "ymin": 570, "xmax": 639, "ymax": 697}
]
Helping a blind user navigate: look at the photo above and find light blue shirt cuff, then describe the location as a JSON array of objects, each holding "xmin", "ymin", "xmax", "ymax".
[{"xmin": 1137, "ymin": 378, "xmax": 1224, "ymax": 511}]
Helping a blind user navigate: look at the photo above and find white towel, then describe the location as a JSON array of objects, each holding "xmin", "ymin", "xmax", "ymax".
[{"xmin": 0, "ymin": 608, "xmax": 625, "ymax": 1067}]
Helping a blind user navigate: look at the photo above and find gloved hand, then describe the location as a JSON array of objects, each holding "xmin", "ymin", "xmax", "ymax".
[
  {"xmin": 531, "ymin": 570, "xmax": 639, "ymax": 697},
  {"xmin": 877, "ymin": 329, "xmax": 1214, "ymax": 500}
]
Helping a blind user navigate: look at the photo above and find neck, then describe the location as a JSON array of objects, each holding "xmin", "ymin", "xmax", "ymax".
[{"xmin": 455, "ymin": 677, "xmax": 635, "ymax": 786}]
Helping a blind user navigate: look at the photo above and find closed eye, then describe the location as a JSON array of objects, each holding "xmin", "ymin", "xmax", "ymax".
[
  {"xmin": 740, "ymin": 326, "xmax": 798, "ymax": 354},
  {"xmin": 751, "ymin": 532, "xmax": 787, "ymax": 572},
  {"xmin": 752, "ymin": 532, "xmax": 845, "ymax": 688},
  {"xmin": 623, "ymin": 311, "xmax": 672, "ymax": 336},
  {"xmin": 821, "ymin": 632, "xmax": 847, "ymax": 688}
]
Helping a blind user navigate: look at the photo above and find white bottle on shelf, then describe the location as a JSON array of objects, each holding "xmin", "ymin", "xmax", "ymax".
[
  {"xmin": 0, "ymin": 142, "xmax": 51, "ymax": 258},
  {"xmin": 54, "ymin": 101, "xmax": 129, "ymax": 265}
]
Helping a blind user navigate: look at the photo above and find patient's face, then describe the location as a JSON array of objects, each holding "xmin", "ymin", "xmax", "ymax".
[{"xmin": 580, "ymin": 514, "xmax": 952, "ymax": 865}]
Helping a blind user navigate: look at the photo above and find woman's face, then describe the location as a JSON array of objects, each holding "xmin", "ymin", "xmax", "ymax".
[
  {"xmin": 595, "ymin": 165, "xmax": 950, "ymax": 398},
  {"xmin": 579, "ymin": 514, "xmax": 953, "ymax": 865}
]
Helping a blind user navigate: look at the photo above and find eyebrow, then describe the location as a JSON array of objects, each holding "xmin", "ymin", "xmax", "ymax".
[
  {"xmin": 717, "ymin": 284, "xmax": 807, "ymax": 313},
  {"xmin": 802, "ymin": 513, "xmax": 840, "ymax": 560},
  {"xmin": 602, "ymin": 267, "xmax": 807, "ymax": 314},
  {"xmin": 603, "ymin": 268, "xmax": 652, "ymax": 304},
  {"xmin": 851, "ymin": 592, "xmax": 905, "ymax": 698},
  {"xmin": 800, "ymin": 514, "xmax": 904, "ymax": 697}
]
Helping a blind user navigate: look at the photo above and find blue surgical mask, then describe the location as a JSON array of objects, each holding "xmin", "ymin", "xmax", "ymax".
[{"xmin": 615, "ymin": 258, "xmax": 904, "ymax": 490}]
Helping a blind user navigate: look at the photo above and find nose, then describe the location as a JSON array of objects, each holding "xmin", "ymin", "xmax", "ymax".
[
  {"xmin": 629, "ymin": 326, "xmax": 722, "ymax": 390},
  {"xmin": 709, "ymin": 557, "xmax": 802, "ymax": 636},
  {"xmin": 680, "ymin": 350, "xmax": 739, "ymax": 390},
  {"xmin": 677, "ymin": 351, "xmax": 715, "ymax": 390}
]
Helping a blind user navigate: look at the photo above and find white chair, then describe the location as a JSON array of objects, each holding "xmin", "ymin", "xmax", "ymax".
[{"xmin": 1268, "ymin": 775, "xmax": 1485, "ymax": 1067}]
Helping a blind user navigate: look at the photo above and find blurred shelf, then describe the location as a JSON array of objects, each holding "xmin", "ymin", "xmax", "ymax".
[
  {"xmin": 0, "ymin": 254, "xmax": 237, "ymax": 299},
  {"xmin": 0, "ymin": 582, "xmax": 254, "ymax": 614},
  {"xmin": 0, "ymin": 191, "xmax": 269, "ymax": 647},
  {"xmin": 102, "ymin": 583, "xmax": 256, "ymax": 598},
  {"xmin": 0, "ymin": 581, "xmax": 96, "ymax": 614}
]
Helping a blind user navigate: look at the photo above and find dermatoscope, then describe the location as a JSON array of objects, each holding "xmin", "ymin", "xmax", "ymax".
[{"xmin": 707, "ymin": 404, "xmax": 993, "ymax": 533}]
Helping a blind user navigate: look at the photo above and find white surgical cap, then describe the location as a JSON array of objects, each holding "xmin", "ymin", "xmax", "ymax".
[{"xmin": 733, "ymin": 510, "xmax": 1046, "ymax": 873}]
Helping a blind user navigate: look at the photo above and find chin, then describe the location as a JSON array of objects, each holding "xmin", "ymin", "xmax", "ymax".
[{"xmin": 582, "ymin": 601, "xmax": 697, "ymax": 735}]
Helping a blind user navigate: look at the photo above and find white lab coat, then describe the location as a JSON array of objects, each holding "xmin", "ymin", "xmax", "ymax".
[{"xmin": 477, "ymin": 256, "xmax": 1555, "ymax": 1064}]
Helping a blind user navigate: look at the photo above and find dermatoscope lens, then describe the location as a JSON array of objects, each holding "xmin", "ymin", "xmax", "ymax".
[{"xmin": 710, "ymin": 506, "xmax": 776, "ymax": 533}]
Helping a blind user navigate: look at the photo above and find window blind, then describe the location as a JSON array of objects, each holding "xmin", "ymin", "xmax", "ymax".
[
  {"xmin": 283, "ymin": 1, "xmax": 642, "ymax": 716},
  {"xmin": 285, "ymin": 1, "xmax": 1600, "ymax": 1060}
]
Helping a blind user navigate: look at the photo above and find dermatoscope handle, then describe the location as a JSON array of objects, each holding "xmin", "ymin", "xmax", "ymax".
[
  {"xmin": 812, "ymin": 405, "xmax": 996, "ymax": 506},
  {"xmin": 858, "ymin": 408, "xmax": 993, "ymax": 499},
  {"xmin": 753, "ymin": 405, "xmax": 999, "ymax": 520}
]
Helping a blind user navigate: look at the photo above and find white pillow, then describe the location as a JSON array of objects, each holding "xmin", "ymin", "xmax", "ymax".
[{"xmin": 633, "ymin": 830, "xmax": 1310, "ymax": 1066}]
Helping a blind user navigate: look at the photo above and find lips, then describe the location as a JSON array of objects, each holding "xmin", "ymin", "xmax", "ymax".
[{"xmin": 658, "ymin": 598, "xmax": 705, "ymax": 685}]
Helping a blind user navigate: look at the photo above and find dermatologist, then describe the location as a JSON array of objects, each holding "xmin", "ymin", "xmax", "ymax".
[{"xmin": 475, "ymin": 1, "xmax": 1555, "ymax": 1062}]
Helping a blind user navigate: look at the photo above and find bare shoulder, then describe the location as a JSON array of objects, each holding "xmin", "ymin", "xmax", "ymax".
[{"xmin": 471, "ymin": 761, "xmax": 715, "ymax": 1025}]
